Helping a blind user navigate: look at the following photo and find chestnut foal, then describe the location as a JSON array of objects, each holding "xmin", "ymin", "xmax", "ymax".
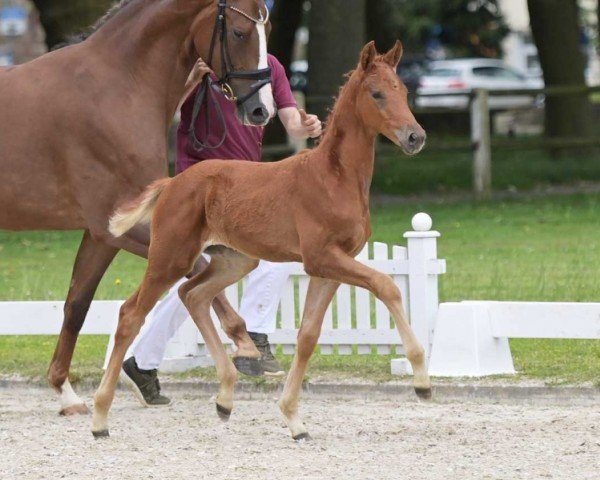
[{"xmin": 97, "ymin": 40, "xmax": 429, "ymax": 439}]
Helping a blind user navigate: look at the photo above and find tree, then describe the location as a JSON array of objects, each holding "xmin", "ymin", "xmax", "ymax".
[
  {"xmin": 268, "ymin": 0, "xmax": 304, "ymax": 77},
  {"xmin": 366, "ymin": 0, "xmax": 508, "ymax": 57},
  {"xmin": 31, "ymin": 0, "xmax": 113, "ymax": 49},
  {"xmin": 366, "ymin": 0, "xmax": 439, "ymax": 53},
  {"xmin": 528, "ymin": 0, "xmax": 593, "ymax": 139},
  {"xmin": 308, "ymin": 0, "xmax": 366, "ymax": 121}
]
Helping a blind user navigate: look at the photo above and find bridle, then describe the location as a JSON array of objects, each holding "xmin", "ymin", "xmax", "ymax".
[{"xmin": 188, "ymin": 1, "xmax": 272, "ymax": 152}]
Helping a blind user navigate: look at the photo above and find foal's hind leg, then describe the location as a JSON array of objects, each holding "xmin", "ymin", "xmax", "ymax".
[
  {"xmin": 48, "ymin": 230, "xmax": 118, "ymax": 415},
  {"xmin": 279, "ymin": 277, "xmax": 339, "ymax": 440},
  {"xmin": 178, "ymin": 247, "xmax": 259, "ymax": 420},
  {"xmin": 91, "ymin": 247, "xmax": 201, "ymax": 437},
  {"xmin": 187, "ymin": 256, "xmax": 261, "ymax": 367}
]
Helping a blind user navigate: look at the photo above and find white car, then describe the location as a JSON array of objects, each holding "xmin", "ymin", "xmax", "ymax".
[{"xmin": 416, "ymin": 59, "xmax": 544, "ymax": 110}]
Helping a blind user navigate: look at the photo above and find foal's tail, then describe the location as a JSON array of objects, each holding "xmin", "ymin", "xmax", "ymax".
[{"xmin": 109, "ymin": 178, "xmax": 171, "ymax": 237}]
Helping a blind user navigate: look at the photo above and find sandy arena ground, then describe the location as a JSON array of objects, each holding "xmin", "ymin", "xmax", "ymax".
[{"xmin": 1, "ymin": 386, "xmax": 598, "ymax": 480}]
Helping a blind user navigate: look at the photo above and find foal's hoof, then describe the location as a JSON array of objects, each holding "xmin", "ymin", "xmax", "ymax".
[
  {"xmin": 415, "ymin": 387, "xmax": 433, "ymax": 400},
  {"xmin": 59, "ymin": 403, "xmax": 90, "ymax": 416},
  {"xmin": 216, "ymin": 403, "xmax": 231, "ymax": 422},
  {"xmin": 293, "ymin": 432, "xmax": 313, "ymax": 442},
  {"xmin": 92, "ymin": 429, "xmax": 110, "ymax": 439},
  {"xmin": 233, "ymin": 356, "xmax": 263, "ymax": 377}
]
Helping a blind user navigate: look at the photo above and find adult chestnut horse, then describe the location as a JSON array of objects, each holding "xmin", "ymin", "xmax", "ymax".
[
  {"xmin": 101, "ymin": 40, "xmax": 429, "ymax": 440},
  {"xmin": 0, "ymin": 0, "xmax": 273, "ymax": 415}
]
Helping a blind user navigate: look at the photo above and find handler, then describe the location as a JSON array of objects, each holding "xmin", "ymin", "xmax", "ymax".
[{"xmin": 120, "ymin": 56, "xmax": 322, "ymax": 406}]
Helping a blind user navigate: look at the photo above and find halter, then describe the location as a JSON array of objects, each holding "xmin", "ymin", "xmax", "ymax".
[{"xmin": 188, "ymin": 1, "xmax": 272, "ymax": 152}]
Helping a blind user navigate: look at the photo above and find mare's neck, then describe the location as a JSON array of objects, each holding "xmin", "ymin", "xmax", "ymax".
[
  {"xmin": 316, "ymin": 76, "xmax": 377, "ymax": 185},
  {"xmin": 88, "ymin": 0, "xmax": 211, "ymax": 122}
]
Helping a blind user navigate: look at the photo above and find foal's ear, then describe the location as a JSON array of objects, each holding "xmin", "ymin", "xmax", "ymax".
[
  {"xmin": 383, "ymin": 40, "xmax": 403, "ymax": 68},
  {"xmin": 360, "ymin": 41, "xmax": 377, "ymax": 71}
]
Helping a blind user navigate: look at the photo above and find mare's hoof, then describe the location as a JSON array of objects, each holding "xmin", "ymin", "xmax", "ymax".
[
  {"xmin": 233, "ymin": 356, "xmax": 263, "ymax": 377},
  {"xmin": 293, "ymin": 432, "xmax": 312, "ymax": 442},
  {"xmin": 92, "ymin": 429, "xmax": 110, "ymax": 439},
  {"xmin": 415, "ymin": 387, "xmax": 433, "ymax": 400},
  {"xmin": 216, "ymin": 403, "xmax": 231, "ymax": 422},
  {"xmin": 59, "ymin": 403, "xmax": 91, "ymax": 416}
]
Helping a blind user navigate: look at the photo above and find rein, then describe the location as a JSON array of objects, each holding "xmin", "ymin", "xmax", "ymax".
[{"xmin": 188, "ymin": 1, "xmax": 271, "ymax": 152}]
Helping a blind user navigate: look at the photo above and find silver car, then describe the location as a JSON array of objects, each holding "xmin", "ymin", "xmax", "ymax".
[{"xmin": 416, "ymin": 58, "xmax": 544, "ymax": 110}]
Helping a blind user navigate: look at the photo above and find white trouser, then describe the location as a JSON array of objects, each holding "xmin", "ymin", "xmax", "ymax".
[{"xmin": 131, "ymin": 260, "xmax": 294, "ymax": 371}]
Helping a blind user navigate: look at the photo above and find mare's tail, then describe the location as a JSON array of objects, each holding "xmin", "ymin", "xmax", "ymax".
[{"xmin": 108, "ymin": 178, "xmax": 171, "ymax": 237}]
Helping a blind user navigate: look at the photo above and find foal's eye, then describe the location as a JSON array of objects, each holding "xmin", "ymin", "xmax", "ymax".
[
  {"xmin": 372, "ymin": 91, "xmax": 385, "ymax": 100},
  {"xmin": 233, "ymin": 30, "xmax": 245, "ymax": 40}
]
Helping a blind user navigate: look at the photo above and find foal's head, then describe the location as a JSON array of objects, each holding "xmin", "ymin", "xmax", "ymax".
[
  {"xmin": 354, "ymin": 41, "xmax": 426, "ymax": 155},
  {"xmin": 191, "ymin": 0, "xmax": 274, "ymax": 126}
]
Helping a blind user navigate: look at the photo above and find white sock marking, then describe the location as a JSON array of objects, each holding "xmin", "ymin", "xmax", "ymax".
[{"xmin": 59, "ymin": 379, "xmax": 84, "ymax": 410}]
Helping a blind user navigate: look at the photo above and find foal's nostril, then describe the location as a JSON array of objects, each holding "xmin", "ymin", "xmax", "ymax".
[{"xmin": 408, "ymin": 132, "xmax": 419, "ymax": 146}]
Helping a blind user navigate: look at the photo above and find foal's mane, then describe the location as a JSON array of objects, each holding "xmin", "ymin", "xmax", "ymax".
[
  {"xmin": 318, "ymin": 64, "xmax": 368, "ymax": 147},
  {"xmin": 319, "ymin": 55, "xmax": 389, "ymax": 143},
  {"xmin": 53, "ymin": 0, "xmax": 143, "ymax": 49}
]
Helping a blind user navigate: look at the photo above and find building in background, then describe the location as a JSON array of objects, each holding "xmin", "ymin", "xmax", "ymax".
[
  {"xmin": 498, "ymin": 0, "xmax": 540, "ymax": 78},
  {"xmin": 0, "ymin": 0, "xmax": 45, "ymax": 66},
  {"xmin": 499, "ymin": 0, "xmax": 600, "ymax": 84}
]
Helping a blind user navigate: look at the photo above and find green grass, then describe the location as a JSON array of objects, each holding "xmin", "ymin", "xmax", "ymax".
[
  {"xmin": 371, "ymin": 194, "xmax": 600, "ymax": 302},
  {"xmin": 1, "ymin": 193, "xmax": 599, "ymax": 385},
  {"xmin": 0, "ymin": 231, "xmax": 145, "ymax": 301},
  {"xmin": 372, "ymin": 145, "xmax": 600, "ymax": 195},
  {"xmin": 0, "ymin": 335, "xmax": 106, "ymax": 383}
]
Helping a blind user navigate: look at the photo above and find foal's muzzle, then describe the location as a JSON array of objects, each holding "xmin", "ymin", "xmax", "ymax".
[{"xmin": 395, "ymin": 126, "xmax": 427, "ymax": 155}]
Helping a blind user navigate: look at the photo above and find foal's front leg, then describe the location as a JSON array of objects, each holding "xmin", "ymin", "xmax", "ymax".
[
  {"xmin": 306, "ymin": 249, "xmax": 432, "ymax": 399},
  {"xmin": 279, "ymin": 277, "xmax": 339, "ymax": 440}
]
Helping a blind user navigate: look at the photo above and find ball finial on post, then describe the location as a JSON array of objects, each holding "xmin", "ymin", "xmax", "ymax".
[{"xmin": 411, "ymin": 212, "xmax": 432, "ymax": 232}]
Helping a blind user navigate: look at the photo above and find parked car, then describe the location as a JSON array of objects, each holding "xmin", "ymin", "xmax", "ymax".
[{"xmin": 416, "ymin": 58, "xmax": 544, "ymax": 110}]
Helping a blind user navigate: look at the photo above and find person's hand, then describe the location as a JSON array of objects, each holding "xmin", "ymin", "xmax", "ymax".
[
  {"xmin": 299, "ymin": 109, "xmax": 322, "ymax": 138},
  {"xmin": 190, "ymin": 58, "xmax": 212, "ymax": 83}
]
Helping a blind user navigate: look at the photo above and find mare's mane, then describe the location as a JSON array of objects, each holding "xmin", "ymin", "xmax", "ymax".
[{"xmin": 53, "ymin": 0, "xmax": 142, "ymax": 49}]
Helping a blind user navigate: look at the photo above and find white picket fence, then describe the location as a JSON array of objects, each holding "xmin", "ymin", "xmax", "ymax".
[
  {"xmin": 0, "ymin": 214, "xmax": 447, "ymax": 373},
  {"xmin": 107, "ymin": 215, "xmax": 447, "ymax": 372}
]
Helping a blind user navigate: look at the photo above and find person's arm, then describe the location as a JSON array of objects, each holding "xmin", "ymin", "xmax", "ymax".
[
  {"xmin": 178, "ymin": 59, "xmax": 212, "ymax": 111},
  {"xmin": 278, "ymin": 107, "xmax": 322, "ymax": 140}
]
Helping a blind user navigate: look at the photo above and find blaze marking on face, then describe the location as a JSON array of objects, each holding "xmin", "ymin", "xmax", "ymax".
[{"xmin": 257, "ymin": 20, "xmax": 275, "ymax": 118}]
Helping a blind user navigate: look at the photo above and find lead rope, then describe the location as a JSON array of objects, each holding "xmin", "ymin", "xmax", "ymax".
[{"xmin": 187, "ymin": 1, "xmax": 228, "ymax": 152}]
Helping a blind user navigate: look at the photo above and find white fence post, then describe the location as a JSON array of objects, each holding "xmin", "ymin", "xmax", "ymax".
[{"xmin": 403, "ymin": 214, "xmax": 443, "ymax": 360}]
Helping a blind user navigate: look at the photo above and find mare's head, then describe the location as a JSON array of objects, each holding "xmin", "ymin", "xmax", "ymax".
[
  {"xmin": 191, "ymin": 0, "xmax": 274, "ymax": 126},
  {"xmin": 354, "ymin": 41, "xmax": 426, "ymax": 155}
]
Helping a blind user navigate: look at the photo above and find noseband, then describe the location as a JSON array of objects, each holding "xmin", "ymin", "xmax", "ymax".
[{"xmin": 188, "ymin": 1, "xmax": 272, "ymax": 152}]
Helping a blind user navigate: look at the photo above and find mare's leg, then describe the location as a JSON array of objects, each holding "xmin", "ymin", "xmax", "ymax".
[
  {"xmin": 48, "ymin": 230, "xmax": 118, "ymax": 415},
  {"xmin": 306, "ymin": 249, "xmax": 431, "ymax": 397},
  {"xmin": 178, "ymin": 247, "xmax": 259, "ymax": 419},
  {"xmin": 278, "ymin": 277, "xmax": 339, "ymax": 440}
]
